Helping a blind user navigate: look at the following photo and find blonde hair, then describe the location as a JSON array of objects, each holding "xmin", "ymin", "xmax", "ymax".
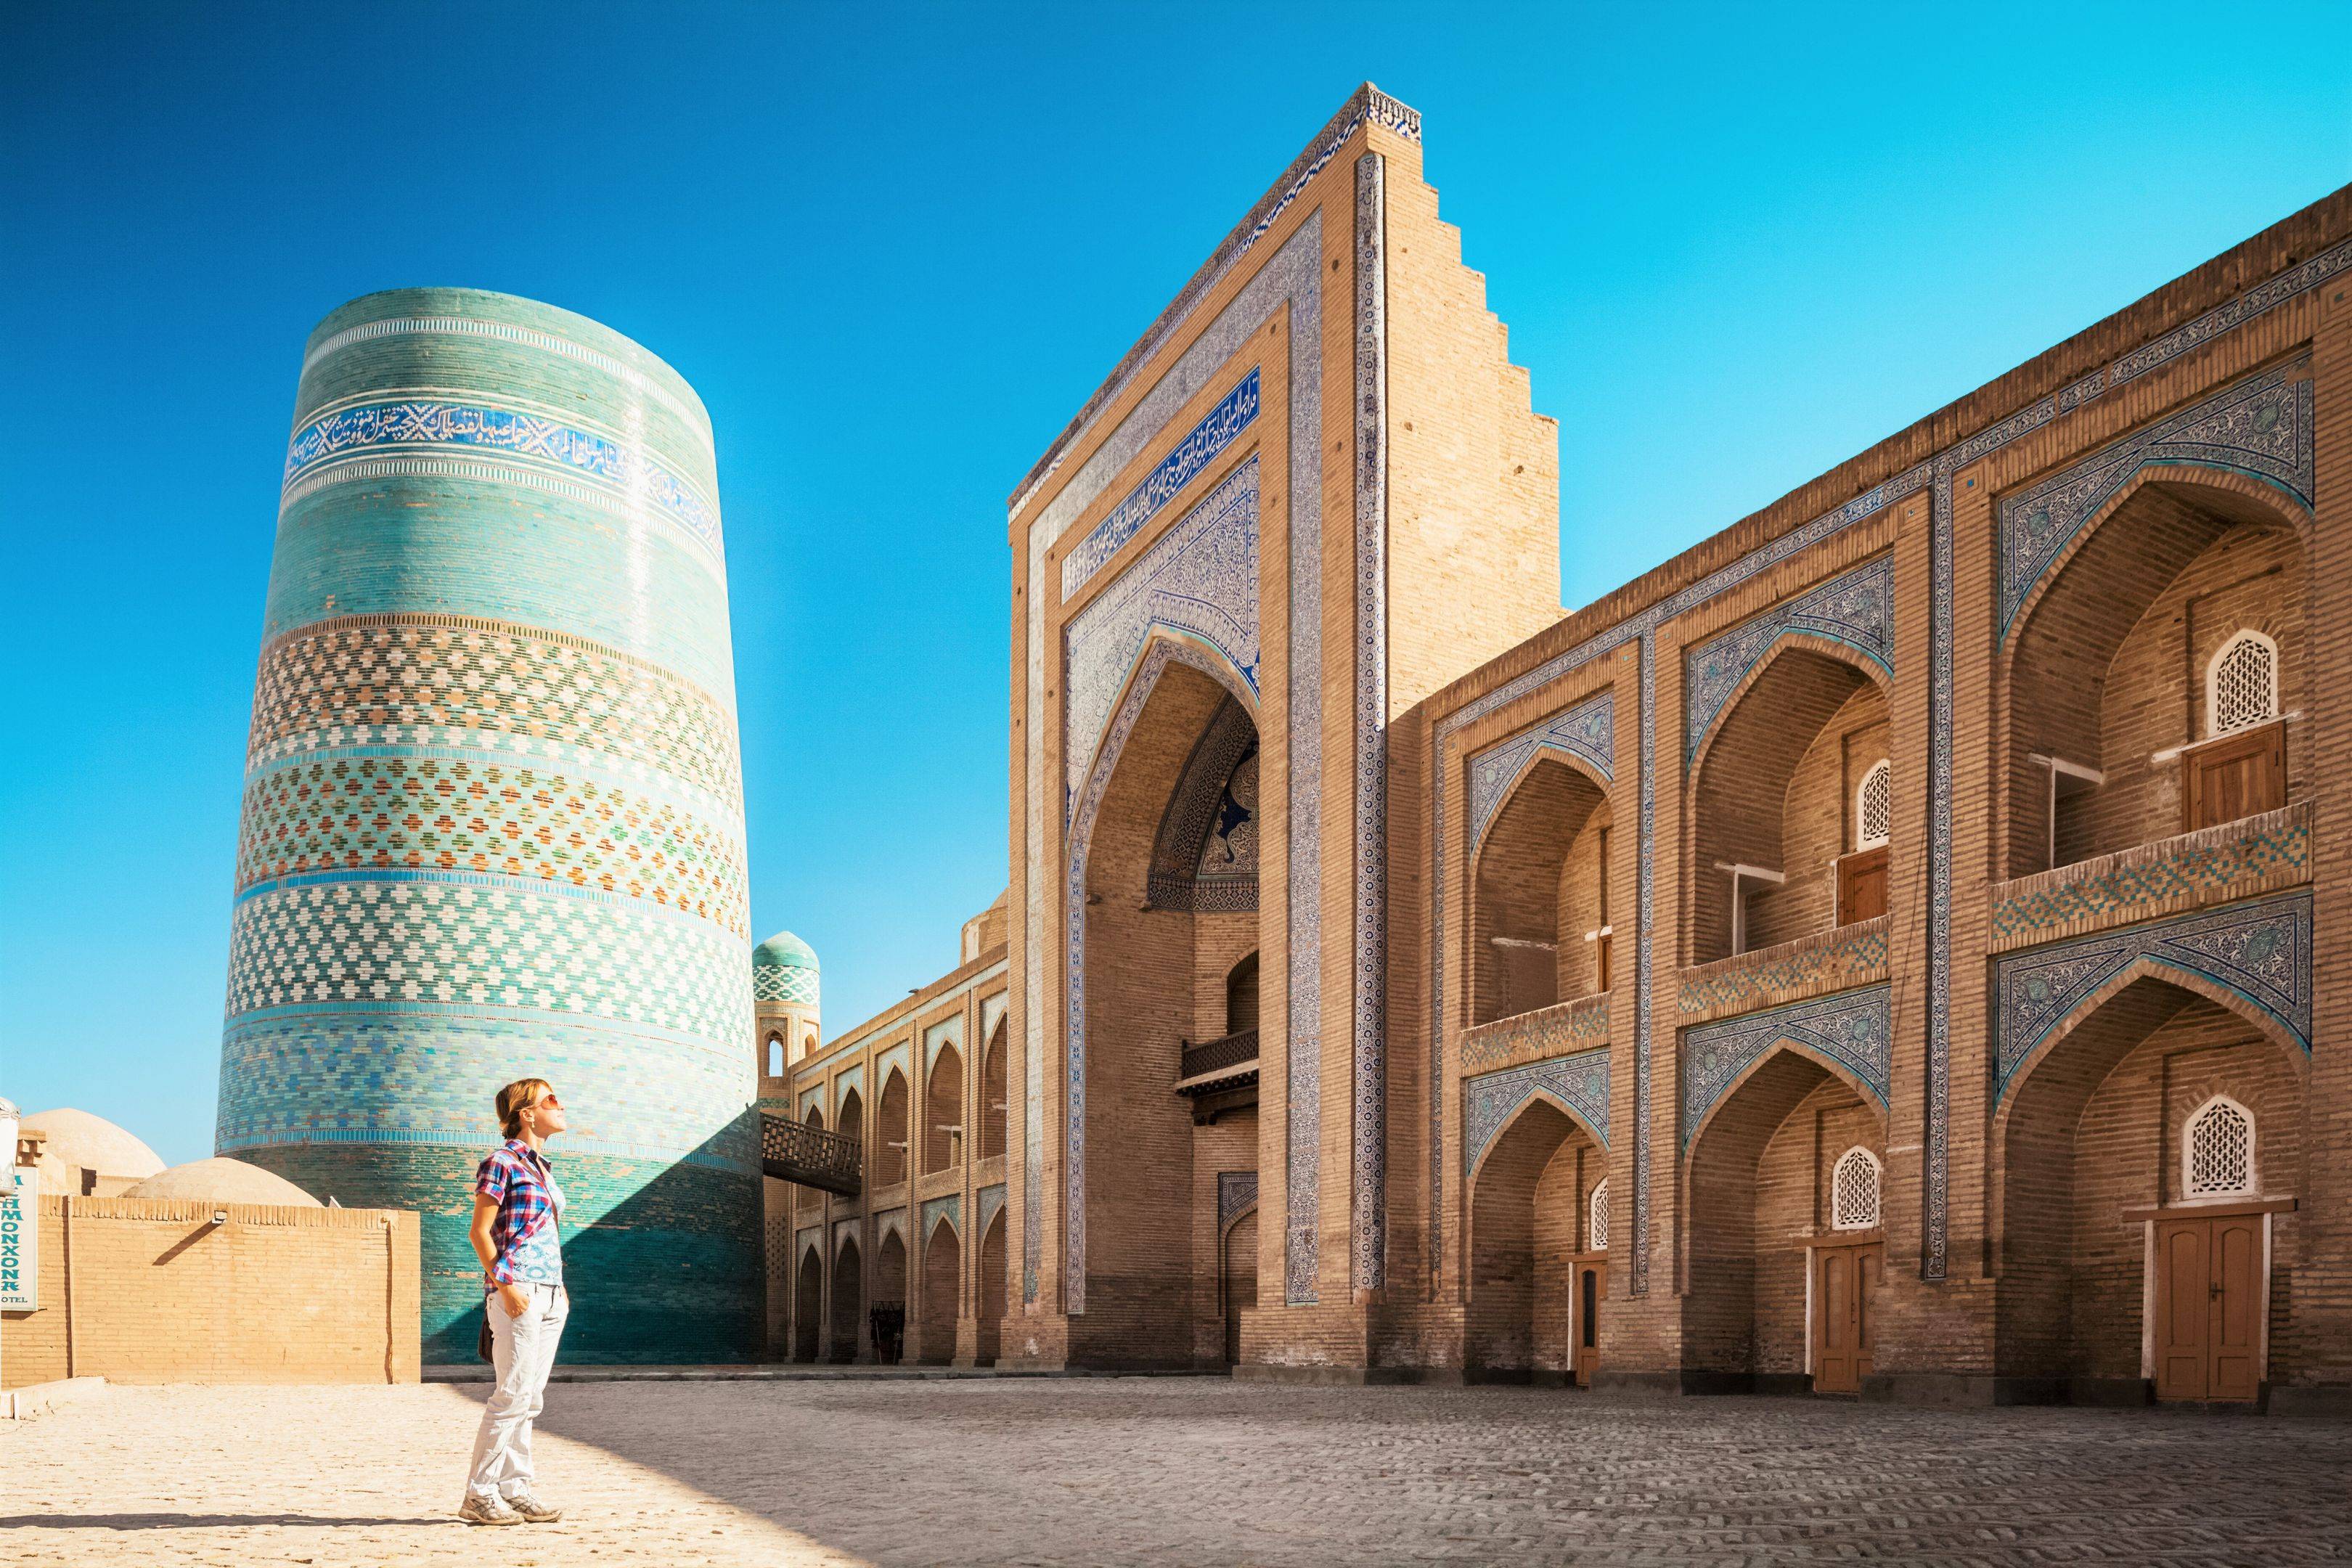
[{"xmin": 495, "ymin": 1078, "xmax": 555, "ymax": 1140}]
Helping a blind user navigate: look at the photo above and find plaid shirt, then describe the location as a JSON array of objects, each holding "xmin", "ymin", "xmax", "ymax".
[{"xmin": 475, "ymin": 1139, "xmax": 564, "ymax": 1289}]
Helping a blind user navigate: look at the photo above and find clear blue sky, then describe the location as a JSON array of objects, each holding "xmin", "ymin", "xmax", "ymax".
[{"xmin": 4, "ymin": 4, "xmax": 2345, "ymax": 1164}]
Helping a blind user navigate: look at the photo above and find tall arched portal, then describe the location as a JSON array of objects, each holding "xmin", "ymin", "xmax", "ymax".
[{"xmin": 1071, "ymin": 669, "xmax": 1261, "ymax": 1367}]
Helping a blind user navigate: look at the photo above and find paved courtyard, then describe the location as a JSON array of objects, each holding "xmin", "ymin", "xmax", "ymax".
[{"xmin": 5, "ymin": 1376, "xmax": 2351, "ymax": 1565}]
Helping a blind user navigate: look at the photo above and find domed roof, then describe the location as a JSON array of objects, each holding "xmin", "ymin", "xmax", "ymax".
[
  {"xmin": 122, "ymin": 1158, "xmax": 322, "ymax": 1207},
  {"xmin": 21, "ymin": 1108, "xmax": 166, "ymax": 1193},
  {"xmin": 754, "ymin": 931, "xmax": 819, "ymax": 970}
]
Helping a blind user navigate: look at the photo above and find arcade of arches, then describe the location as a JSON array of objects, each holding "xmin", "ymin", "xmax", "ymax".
[{"xmin": 755, "ymin": 91, "xmax": 2352, "ymax": 1410}]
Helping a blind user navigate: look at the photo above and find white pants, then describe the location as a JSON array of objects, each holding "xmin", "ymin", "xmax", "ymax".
[{"xmin": 466, "ymin": 1284, "xmax": 568, "ymax": 1500}]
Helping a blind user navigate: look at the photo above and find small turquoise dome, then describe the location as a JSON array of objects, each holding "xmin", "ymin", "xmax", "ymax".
[{"xmin": 754, "ymin": 931, "xmax": 819, "ymax": 971}]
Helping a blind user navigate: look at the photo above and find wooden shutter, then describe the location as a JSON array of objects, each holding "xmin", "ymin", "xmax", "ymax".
[
  {"xmin": 2182, "ymin": 719, "xmax": 2284, "ymax": 832},
  {"xmin": 1837, "ymin": 846, "xmax": 1888, "ymax": 924}
]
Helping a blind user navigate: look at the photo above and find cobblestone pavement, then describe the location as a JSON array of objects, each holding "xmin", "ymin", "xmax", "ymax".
[{"xmin": 7, "ymin": 1377, "xmax": 2351, "ymax": 1565}]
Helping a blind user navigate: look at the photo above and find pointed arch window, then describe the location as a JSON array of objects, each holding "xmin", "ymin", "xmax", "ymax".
[
  {"xmin": 1855, "ymin": 759, "xmax": 1892, "ymax": 852},
  {"xmin": 1588, "ymin": 1177, "xmax": 1610, "ymax": 1251},
  {"xmin": 2183, "ymin": 1095, "xmax": 2256, "ymax": 1199},
  {"xmin": 2207, "ymin": 631, "xmax": 2279, "ymax": 738},
  {"xmin": 767, "ymin": 1036, "xmax": 785, "ymax": 1078},
  {"xmin": 1830, "ymin": 1146, "xmax": 1882, "ymax": 1231}
]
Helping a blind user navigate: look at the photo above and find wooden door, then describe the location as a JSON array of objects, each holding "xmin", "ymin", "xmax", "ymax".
[
  {"xmin": 1837, "ymin": 847, "xmax": 1888, "ymax": 924},
  {"xmin": 1573, "ymin": 1259, "xmax": 1606, "ymax": 1387},
  {"xmin": 2155, "ymin": 1214, "xmax": 2263, "ymax": 1402},
  {"xmin": 1813, "ymin": 1243, "xmax": 1880, "ymax": 1394},
  {"xmin": 2182, "ymin": 721, "xmax": 2284, "ymax": 831},
  {"xmin": 2210, "ymin": 1215, "xmax": 2261, "ymax": 1401}
]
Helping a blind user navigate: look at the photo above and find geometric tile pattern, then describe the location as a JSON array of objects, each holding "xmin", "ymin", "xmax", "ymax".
[
  {"xmin": 217, "ymin": 1009, "xmax": 759, "ymax": 1170},
  {"xmin": 1465, "ymin": 1049, "xmax": 1610, "ymax": 1174},
  {"xmin": 921, "ymin": 1193, "xmax": 962, "ymax": 1240},
  {"xmin": 226, "ymin": 873, "xmax": 751, "ymax": 1042},
  {"xmin": 1217, "ymin": 1169, "xmax": 1259, "ymax": 1229},
  {"xmin": 247, "ymin": 616, "xmax": 743, "ymax": 805},
  {"xmin": 285, "ymin": 399, "xmax": 722, "ymax": 562},
  {"xmin": 1676, "ymin": 918, "xmax": 1889, "ymax": 1018},
  {"xmin": 754, "ymin": 963, "xmax": 821, "ymax": 1005},
  {"xmin": 976, "ymin": 1182, "xmax": 1007, "ymax": 1244},
  {"xmin": 1061, "ymin": 369, "xmax": 1259, "ymax": 599},
  {"xmin": 236, "ymin": 750, "xmax": 748, "ymax": 938},
  {"xmin": 1993, "ymin": 890, "xmax": 2314, "ymax": 1104},
  {"xmin": 1063, "ymin": 455, "xmax": 1262, "ymax": 808},
  {"xmin": 1351, "ymin": 148, "xmax": 1392, "ymax": 1292},
  {"xmin": 1457, "ymin": 995, "xmax": 1609, "ymax": 1077},
  {"xmin": 1683, "ymin": 554, "xmax": 1893, "ymax": 761},
  {"xmin": 1989, "ymin": 804, "xmax": 2311, "ymax": 944},
  {"xmin": 1997, "ymin": 357, "xmax": 2314, "ymax": 641},
  {"xmin": 1680, "ymin": 984, "xmax": 1892, "ymax": 1150},
  {"xmin": 1466, "ymin": 691, "xmax": 1613, "ymax": 852}
]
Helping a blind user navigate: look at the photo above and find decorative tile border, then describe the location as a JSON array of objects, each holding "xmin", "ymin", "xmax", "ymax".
[
  {"xmin": 1993, "ymin": 889, "xmax": 2313, "ymax": 1104},
  {"xmin": 1218, "ymin": 1169, "xmax": 1260, "ymax": 1229},
  {"xmin": 301, "ymin": 313, "xmax": 714, "ymax": 448},
  {"xmin": 1464, "ymin": 1049, "xmax": 1610, "ymax": 1175},
  {"xmin": 976, "ymin": 1183, "xmax": 1007, "ymax": 1243},
  {"xmin": 1680, "ymin": 984, "xmax": 1892, "ymax": 1150},
  {"xmin": 921, "ymin": 1193, "xmax": 962, "ymax": 1239},
  {"xmin": 1990, "ymin": 802, "xmax": 2311, "ymax": 948},
  {"xmin": 285, "ymin": 399, "xmax": 721, "ymax": 560},
  {"xmin": 1061, "ymin": 370, "xmax": 1260, "ymax": 598},
  {"xmin": 1683, "ymin": 555, "xmax": 1892, "ymax": 761},
  {"xmin": 1350, "ymin": 150, "xmax": 1391, "ymax": 1293},
  {"xmin": 875, "ymin": 1041, "xmax": 910, "ymax": 1095},
  {"xmin": 1063, "ymin": 457, "xmax": 1262, "ymax": 807},
  {"xmin": 1676, "ymin": 918, "xmax": 1890, "ymax": 1020},
  {"xmin": 1458, "ymin": 995, "xmax": 1609, "ymax": 1077},
  {"xmin": 1998, "ymin": 356, "xmax": 2314, "ymax": 640},
  {"xmin": 1466, "ymin": 692, "xmax": 1614, "ymax": 852}
]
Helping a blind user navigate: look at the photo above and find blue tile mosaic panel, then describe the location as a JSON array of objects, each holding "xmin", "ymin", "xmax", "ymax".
[{"xmin": 1993, "ymin": 890, "xmax": 2312, "ymax": 1103}]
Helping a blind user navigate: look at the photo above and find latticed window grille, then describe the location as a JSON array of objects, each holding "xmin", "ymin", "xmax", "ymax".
[
  {"xmin": 1588, "ymin": 1177, "xmax": 1610, "ymax": 1251},
  {"xmin": 2184, "ymin": 1096, "xmax": 2256, "ymax": 1197},
  {"xmin": 2208, "ymin": 631, "xmax": 2279, "ymax": 737},
  {"xmin": 1855, "ymin": 759, "xmax": 1892, "ymax": 851},
  {"xmin": 1830, "ymin": 1146, "xmax": 1882, "ymax": 1230}
]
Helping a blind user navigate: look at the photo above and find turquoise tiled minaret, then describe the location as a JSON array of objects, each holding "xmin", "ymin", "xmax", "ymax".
[
  {"xmin": 754, "ymin": 930, "xmax": 820, "ymax": 1085},
  {"xmin": 216, "ymin": 288, "xmax": 758, "ymax": 1363}
]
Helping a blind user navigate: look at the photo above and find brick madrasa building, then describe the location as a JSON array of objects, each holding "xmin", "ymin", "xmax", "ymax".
[{"xmin": 761, "ymin": 83, "xmax": 2352, "ymax": 1413}]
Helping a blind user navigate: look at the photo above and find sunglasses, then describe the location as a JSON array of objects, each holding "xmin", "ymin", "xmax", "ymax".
[{"xmin": 532, "ymin": 1093, "xmax": 561, "ymax": 1111}]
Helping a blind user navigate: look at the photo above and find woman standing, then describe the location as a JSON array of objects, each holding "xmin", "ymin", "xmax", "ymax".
[{"xmin": 460, "ymin": 1077, "xmax": 570, "ymax": 1525}]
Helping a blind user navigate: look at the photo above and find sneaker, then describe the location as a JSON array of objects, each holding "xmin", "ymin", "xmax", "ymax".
[
  {"xmin": 505, "ymin": 1490, "xmax": 563, "ymax": 1524},
  {"xmin": 458, "ymin": 1493, "xmax": 525, "ymax": 1526}
]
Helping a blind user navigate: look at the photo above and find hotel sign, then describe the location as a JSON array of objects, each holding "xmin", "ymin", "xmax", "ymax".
[{"xmin": 0, "ymin": 1167, "xmax": 36, "ymax": 1310}]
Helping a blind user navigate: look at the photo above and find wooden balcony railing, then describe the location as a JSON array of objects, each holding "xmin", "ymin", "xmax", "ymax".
[
  {"xmin": 761, "ymin": 1112, "xmax": 862, "ymax": 1196},
  {"xmin": 1177, "ymin": 1028, "xmax": 1260, "ymax": 1093}
]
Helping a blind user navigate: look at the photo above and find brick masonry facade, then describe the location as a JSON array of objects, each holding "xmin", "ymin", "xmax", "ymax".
[
  {"xmin": 1, "ymin": 1196, "xmax": 420, "ymax": 1389},
  {"xmin": 757, "ymin": 86, "xmax": 2352, "ymax": 1410}
]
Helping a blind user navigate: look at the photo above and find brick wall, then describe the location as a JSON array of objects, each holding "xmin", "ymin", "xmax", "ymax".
[{"xmin": 1, "ymin": 1196, "xmax": 419, "ymax": 1388}]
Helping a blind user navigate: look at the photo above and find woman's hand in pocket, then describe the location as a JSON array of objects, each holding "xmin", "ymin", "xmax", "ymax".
[{"xmin": 497, "ymin": 1283, "xmax": 532, "ymax": 1320}]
